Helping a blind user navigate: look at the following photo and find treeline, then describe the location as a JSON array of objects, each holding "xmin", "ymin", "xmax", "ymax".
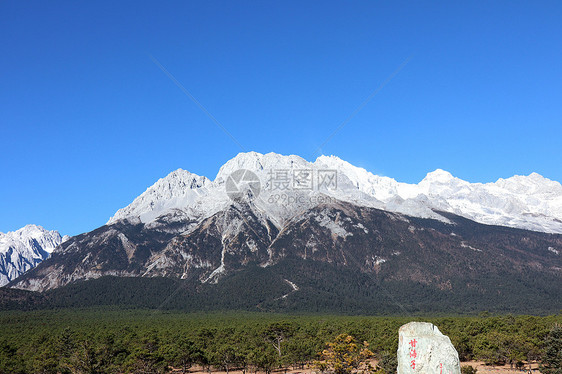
[{"xmin": 0, "ymin": 310, "xmax": 560, "ymax": 373}]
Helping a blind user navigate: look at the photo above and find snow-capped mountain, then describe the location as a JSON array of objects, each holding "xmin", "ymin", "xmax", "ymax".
[
  {"xmin": 108, "ymin": 152, "xmax": 562, "ymax": 234},
  {"xmin": 0, "ymin": 225, "xmax": 65, "ymax": 286},
  {"xmin": 9, "ymin": 152, "xmax": 560, "ymax": 315}
]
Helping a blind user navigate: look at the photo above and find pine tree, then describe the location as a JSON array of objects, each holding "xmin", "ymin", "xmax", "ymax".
[
  {"xmin": 540, "ymin": 325, "xmax": 562, "ymax": 374},
  {"xmin": 315, "ymin": 334, "xmax": 374, "ymax": 374}
]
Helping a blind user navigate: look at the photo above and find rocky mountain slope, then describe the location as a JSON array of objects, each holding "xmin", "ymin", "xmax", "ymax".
[
  {"xmin": 0, "ymin": 225, "xmax": 65, "ymax": 286},
  {"xmin": 7, "ymin": 201, "xmax": 562, "ymax": 313},
  {"xmin": 6, "ymin": 152, "xmax": 562, "ymax": 313}
]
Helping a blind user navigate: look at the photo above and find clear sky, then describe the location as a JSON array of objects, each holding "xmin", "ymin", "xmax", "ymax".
[{"xmin": 1, "ymin": 1, "xmax": 561, "ymax": 236}]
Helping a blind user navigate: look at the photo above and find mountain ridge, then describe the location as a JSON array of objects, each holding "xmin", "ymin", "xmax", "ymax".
[{"xmin": 108, "ymin": 152, "xmax": 562, "ymax": 234}]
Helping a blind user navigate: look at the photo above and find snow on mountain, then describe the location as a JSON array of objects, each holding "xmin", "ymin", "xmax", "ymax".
[
  {"xmin": 315, "ymin": 155, "xmax": 562, "ymax": 233},
  {"xmin": 108, "ymin": 169, "xmax": 216, "ymax": 224},
  {"xmin": 212, "ymin": 152, "xmax": 383, "ymax": 227},
  {"xmin": 413, "ymin": 169, "xmax": 562, "ymax": 233},
  {"xmin": 107, "ymin": 152, "xmax": 562, "ymax": 234},
  {"xmin": 313, "ymin": 155, "xmax": 445, "ymax": 221},
  {"xmin": 214, "ymin": 151, "xmax": 310, "ymax": 183},
  {"xmin": 0, "ymin": 224, "xmax": 64, "ymax": 286}
]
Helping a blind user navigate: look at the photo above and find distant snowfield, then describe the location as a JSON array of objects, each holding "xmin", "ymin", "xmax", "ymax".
[{"xmin": 108, "ymin": 152, "xmax": 562, "ymax": 234}]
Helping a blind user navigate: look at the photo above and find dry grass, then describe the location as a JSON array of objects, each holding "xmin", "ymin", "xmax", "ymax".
[{"xmin": 170, "ymin": 360, "xmax": 542, "ymax": 374}]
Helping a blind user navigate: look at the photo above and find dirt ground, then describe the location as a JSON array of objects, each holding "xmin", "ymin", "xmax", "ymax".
[
  {"xmin": 466, "ymin": 361, "xmax": 539, "ymax": 374},
  {"xmin": 174, "ymin": 361, "xmax": 541, "ymax": 374}
]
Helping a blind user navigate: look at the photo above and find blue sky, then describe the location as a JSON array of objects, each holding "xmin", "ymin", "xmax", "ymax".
[{"xmin": 1, "ymin": 1, "xmax": 561, "ymax": 236}]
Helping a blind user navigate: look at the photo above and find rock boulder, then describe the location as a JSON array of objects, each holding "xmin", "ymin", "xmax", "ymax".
[{"xmin": 397, "ymin": 322, "xmax": 460, "ymax": 374}]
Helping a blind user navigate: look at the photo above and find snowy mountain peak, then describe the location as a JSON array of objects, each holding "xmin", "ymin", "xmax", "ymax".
[
  {"xmin": 107, "ymin": 152, "xmax": 562, "ymax": 235},
  {"xmin": 11, "ymin": 224, "xmax": 44, "ymax": 239},
  {"xmin": 529, "ymin": 172, "xmax": 545, "ymax": 180},
  {"xmin": 108, "ymin": 169, "xmax": 212, "ymax": 224},
  {"xmin": 313, "ymin": 155, "xmax": 397, "ymax": 196},
  {"xmin": 422, "ymin": 169, "xmax": 456, "ymax": 183},
  {"xmin": 314, "ymin": 155, "xmax": 366, "ymax": 176},
  {"xmin": 0, "ymin": 224, "xmax": 64, "ymax": 286},
  {"xmin": 495, "ymin": 173, "xmax": 562, "ymax": 196},
  {"xmin": 314, "ymin": 154, "xmax": 346, "ymax": 165},
  {"xmin": 214, "ymin": 152, "xmax": 309, "ymax": 183},
  {"xmin": 161, "ymin": 168, "xmax": 208, "ymax": 186},
  {"xmin": 2, "ymin": 224, "xmax": 62, "ymax": 254}
]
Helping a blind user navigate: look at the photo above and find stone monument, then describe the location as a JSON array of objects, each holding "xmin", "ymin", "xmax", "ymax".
[{"xmin": 397, "ymin": 322, "xmax": 461, "ymax": 374}]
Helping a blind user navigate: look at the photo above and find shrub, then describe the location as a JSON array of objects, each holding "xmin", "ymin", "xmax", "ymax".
[{"xmin": 461, "ymin": 365, "xmax": 477, "ymax": 374}]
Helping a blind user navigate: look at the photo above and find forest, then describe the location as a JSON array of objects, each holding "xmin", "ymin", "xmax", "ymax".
[{"xmin": 0, "ymin": 309, "xmax": 560, "ymax": 374}]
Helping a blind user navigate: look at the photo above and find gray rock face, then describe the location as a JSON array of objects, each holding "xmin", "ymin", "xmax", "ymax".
[{"xmin": 397, "ymin": 322, "xmax": 460, "ymax": 374}]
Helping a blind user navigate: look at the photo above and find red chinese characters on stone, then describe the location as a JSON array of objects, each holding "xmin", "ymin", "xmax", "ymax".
[{"xmin": 409, "ymin": 339, "xmax": 418, "ymax": 370}]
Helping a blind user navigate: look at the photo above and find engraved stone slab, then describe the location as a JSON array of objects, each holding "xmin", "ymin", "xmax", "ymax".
[{"xmin": 397, "ymin": 322, "xmax": 461, "ymax": 374}]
